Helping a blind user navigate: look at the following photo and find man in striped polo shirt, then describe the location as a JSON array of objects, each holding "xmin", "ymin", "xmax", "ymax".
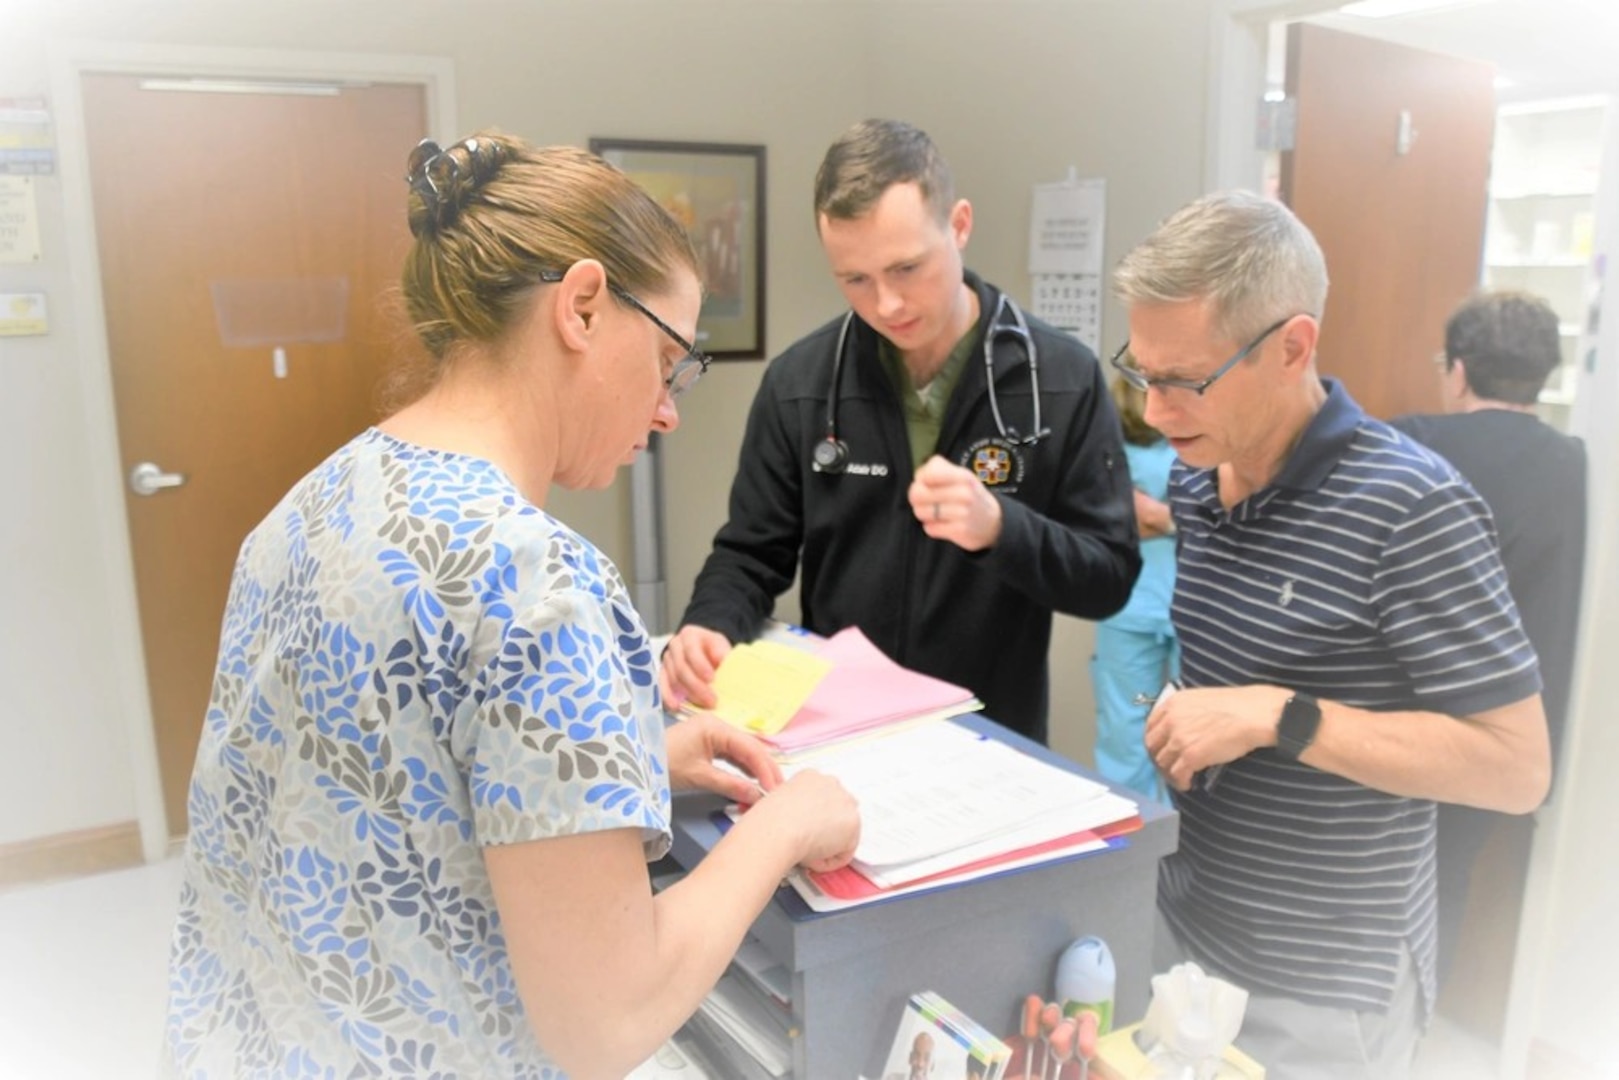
[{"xmin": 1109, "ymin": 190, "xmax": 1550, "ymax": 1079}]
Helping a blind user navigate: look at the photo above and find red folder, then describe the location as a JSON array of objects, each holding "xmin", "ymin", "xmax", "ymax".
[{"xmin": 805, "ymin": 815, "xmax": 1143, "ymax": 901}]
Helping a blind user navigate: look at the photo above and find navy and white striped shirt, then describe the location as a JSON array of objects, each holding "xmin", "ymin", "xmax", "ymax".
[{"xmin": 1160, "ymin": 379, "xmax": 1540, "ymax": 1017}]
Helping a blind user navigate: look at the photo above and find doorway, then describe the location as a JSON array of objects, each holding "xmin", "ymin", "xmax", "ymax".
[
  {"xmin": 52, "ymin": 44, "xmax": 454, "ymax": 855},
  {"xmin": 1279, "ymin": 20, "xmax": 1496, "ymax": 420},
  {"xmin": 82, "ymin": 74, "xmax": 426, "ymax": 838}
]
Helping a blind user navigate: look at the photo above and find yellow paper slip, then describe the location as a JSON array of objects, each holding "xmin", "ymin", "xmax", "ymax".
[{"xmin": 706, "ymin": 640, "xmax": 833, "ymax": 735}]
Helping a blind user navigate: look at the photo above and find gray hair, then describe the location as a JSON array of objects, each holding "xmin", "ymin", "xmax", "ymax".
[{"xmin": 1112, "ymin": 190, "xmax": 1328, "ymax": 343}]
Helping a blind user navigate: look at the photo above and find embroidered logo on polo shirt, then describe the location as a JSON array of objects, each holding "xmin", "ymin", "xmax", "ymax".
[
  {"xmin": 1279, "ymin": 580, "xmax": 1296, "ymax": 607},
  {"xmin": 959, "ymin": 437, "xmax": 1025, "ymax": 491}
]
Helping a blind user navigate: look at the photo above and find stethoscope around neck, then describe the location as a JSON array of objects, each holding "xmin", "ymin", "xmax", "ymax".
[{"xmin": 811, "ymin": 292, "xmax": 1051, "ymax": 474}]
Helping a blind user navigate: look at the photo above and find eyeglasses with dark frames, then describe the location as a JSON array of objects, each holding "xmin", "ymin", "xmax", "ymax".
[
  {"xmin": 537, "ymin": 269, "xmax": 711, "ymax": 397},
  {"xmin": 1110, "ymin": 314, "xmax": 1299, "ymax": 397}
]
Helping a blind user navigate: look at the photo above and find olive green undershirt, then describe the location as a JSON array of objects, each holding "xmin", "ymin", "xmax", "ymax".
[{"xmin": 878, "ymin": 327, "xmax": 976, "ymax": 473}]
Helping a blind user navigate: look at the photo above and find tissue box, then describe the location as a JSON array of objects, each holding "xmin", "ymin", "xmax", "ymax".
[{"xmin": 1090, "ymin": 1022, "xmax": 1265, "ymax": 1080}]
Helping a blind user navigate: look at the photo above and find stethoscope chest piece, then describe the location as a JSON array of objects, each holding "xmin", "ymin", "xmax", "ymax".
[{"xmin": 812, "ymin": 436, "xmax": 849, "ymax": 474}]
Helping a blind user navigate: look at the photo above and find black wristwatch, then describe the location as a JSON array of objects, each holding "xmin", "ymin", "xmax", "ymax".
[{"xmin": 1276, "ymin": 692, "xmax": 1322, "ymax": 760}]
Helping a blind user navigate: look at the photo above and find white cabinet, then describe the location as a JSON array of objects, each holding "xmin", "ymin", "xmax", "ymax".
[{"xmin": 1483, "ymin": 96, "xmax": 1608, "ymax": 430}]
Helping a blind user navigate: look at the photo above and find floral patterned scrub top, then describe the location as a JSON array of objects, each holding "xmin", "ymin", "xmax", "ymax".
[{"xmin": 164, "ymin": 428, "xmax": 672, "ymax": 1078}]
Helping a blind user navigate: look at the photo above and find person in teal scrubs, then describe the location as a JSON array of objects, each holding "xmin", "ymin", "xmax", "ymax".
[{"xmin": 1090, "ymin": 375, "xmax": 1177, "ymax": 802}]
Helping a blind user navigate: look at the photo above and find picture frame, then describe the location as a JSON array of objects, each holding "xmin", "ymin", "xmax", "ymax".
[{"xmin": 590, "ymin": 138, "xmax": 767, "ymax": 360}]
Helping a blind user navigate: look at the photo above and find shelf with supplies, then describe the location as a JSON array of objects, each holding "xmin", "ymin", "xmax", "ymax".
[
  {"xmin": 667, "ymin": 713, "xmax": 1179, "ymax": 1079},
  {"xmin": 1483, "ymin": 256, "xmax": 1590, "ymax": 269},
  {"xmin": 1482, "ymin": 93, "xmax": 1608, "ymax": 430},
  {"xmin": 1490, "ymin": 188, "xmax": 1598, "ymax": 201}
]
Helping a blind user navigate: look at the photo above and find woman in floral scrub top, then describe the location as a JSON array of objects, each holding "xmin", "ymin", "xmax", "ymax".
[{"xmin": 164, "ymin": 132, "xmax": 860, "ymax": 1079}]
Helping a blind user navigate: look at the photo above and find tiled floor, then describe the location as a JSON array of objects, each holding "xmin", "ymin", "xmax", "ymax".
[{"xmin": 0, "ymin": 858, "xmax": 1502, "ymax": 1079}]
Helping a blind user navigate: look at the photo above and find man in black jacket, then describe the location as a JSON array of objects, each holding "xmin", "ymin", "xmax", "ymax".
[{"xmin": 659, "ymin": 119, "xmax": 1140, "ymax": 744}]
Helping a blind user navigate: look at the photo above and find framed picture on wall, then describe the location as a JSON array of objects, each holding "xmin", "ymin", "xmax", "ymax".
[{"xmin": 590, "ymin": 138, "xmax": 766, "ymax": 360}]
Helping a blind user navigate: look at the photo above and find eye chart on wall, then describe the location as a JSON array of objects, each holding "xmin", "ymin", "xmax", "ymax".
[{"xmin": 1028, "ymin": 174, "xmax": 1105, "ymax": 355}]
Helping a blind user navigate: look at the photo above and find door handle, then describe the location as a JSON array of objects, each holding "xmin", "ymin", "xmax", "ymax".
[{"xmin": 129, "ymin": 461, "xmax": 188, "ymax": 497}]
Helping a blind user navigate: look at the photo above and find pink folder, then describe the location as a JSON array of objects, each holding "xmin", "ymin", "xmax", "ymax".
[{"xmin": 763, "ymin": 627, "xmax": 979, "ymax": 752}]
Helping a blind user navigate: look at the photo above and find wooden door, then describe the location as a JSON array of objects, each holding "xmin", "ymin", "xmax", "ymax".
[
  {"xmin": 1282, "ymin": 22, "xmax": 1496, "ymax": 420},
  {"xmin": 81, "ymin": 76, "xmax": 425, "ymax": 836}
]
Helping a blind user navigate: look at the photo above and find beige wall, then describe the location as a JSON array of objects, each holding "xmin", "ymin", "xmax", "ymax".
[{"xmin": 0, "ymin": 0, "xmax": 1211, "ymax": 843}]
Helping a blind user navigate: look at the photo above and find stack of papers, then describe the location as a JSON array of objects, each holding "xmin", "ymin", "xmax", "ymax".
[
  {"xmin": 654, "ymin": 934, "xmax": 795, "ymax": 1080},
  {"xmin": 732, "ymin": 936, "xmax": 791, "ymax": 1008},
  {"xmin": 628, "ymin": 1037, "xmax": 711, "ymax": 1079},
  {"xmin": 735, "ymin": 721, "xmax": 1141, "ymax": 912},
  {"xmin": 687, "ymin": 971, "xmax": 793, "ymax": 1079}
]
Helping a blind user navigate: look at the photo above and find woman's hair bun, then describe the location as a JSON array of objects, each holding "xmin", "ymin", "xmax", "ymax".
[{"xmin": 406, "ymin": 136, "xmax": 509, "ymax": 238}]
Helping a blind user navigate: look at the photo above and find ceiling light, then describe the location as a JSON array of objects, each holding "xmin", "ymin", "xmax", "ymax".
[
  {"xmin": 1497, "ymin": 94, "xmax": 1611, "ymax": 117},
  {"xmin": 138, "ymin": 78, "xmax": 345, "ymax": 96},
  {"xmin": 1338, "ymin": 0, "xmax": 1492, "ymax": 17}
]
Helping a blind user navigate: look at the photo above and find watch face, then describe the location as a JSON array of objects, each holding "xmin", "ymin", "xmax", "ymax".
[{"xmin": 1279, "ymin": 693, "xmax": 1322, "ymax": 759}]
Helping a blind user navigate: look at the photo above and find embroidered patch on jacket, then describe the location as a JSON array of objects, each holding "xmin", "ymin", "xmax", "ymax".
[{"xmin": 959, "ymin": 437, "xmax": 1025, "ymax": 489}]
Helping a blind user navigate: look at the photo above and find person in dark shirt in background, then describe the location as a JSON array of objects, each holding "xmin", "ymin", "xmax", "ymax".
[{"xmin": 1393, "ymin": 289, "xmax": 1588, "ymax": 987}]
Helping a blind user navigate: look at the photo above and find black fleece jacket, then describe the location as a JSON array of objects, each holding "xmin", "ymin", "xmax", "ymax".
[{"xmin": 679, "ymin": 271, "xmax": 1140, "ymax": 743}]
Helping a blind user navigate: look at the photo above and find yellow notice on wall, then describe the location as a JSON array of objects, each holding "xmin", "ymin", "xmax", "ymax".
[
  {"xmin": 0, "ymin": 176, "xmax": 41, "ymax": 263},
  {"xmin": 0, "ymin": 291, "xmax": 47, "ymax": 336},
  {"xmin": 704, "ymin": 640, "xmax": 833, "ymax": 736}
]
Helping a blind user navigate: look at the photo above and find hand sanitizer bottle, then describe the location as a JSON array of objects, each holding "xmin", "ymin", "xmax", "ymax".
[{"xmin": 1055, "ymin": 935, "xmax": 1116, "ymax": 1034}]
